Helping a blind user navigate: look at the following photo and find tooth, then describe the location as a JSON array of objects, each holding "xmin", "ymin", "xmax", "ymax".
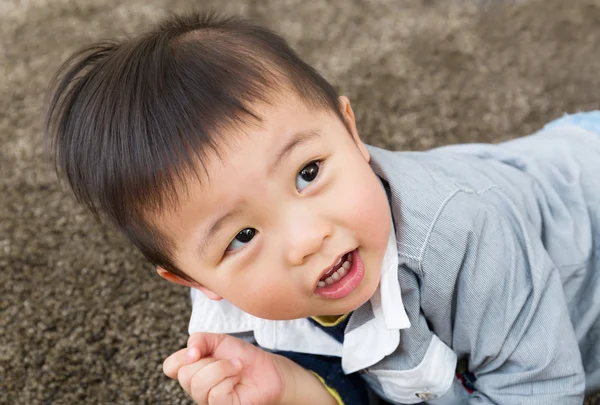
[
  {"xmin": 348, "ymin": 253, "xmax": 353, "ymax": 262},
  {"xmin": 318, "ymin": 281, "xmax": 326, "ymax": 287},
  {"xmin": 325, "ymin": 277, "xmax": 334, "ymax": 285},
  {"xmin": 337, "ymin": 267, "xmax": 347, "ymax": 277},
  {"xmin": 331, "ymin": 272, "xmax": 340, "ymax": 281},
  {"xmin": 342, "ymin": 261, "xmax": 350, "ymax": 270},
  {"xmin": 335, "ymin": 257, "xmax": 342, "ymax": 266}
]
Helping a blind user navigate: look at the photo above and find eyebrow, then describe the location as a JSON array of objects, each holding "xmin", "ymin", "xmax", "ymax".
[
  {"xmin": 199, "ymin": 209, "xmax": 241, "ymax": 257},
  {"xmin": 268, "ymin": 129, "xmax": 322, "ymax": 175}
]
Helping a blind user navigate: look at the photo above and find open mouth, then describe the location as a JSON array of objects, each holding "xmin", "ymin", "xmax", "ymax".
[
  {"xmin": 318, "ymin": 251, "xmax": 353, "ymax": 287},
  {"xmin": 314, "ymin": 249, "xmax": 364, "ymax": 299}
]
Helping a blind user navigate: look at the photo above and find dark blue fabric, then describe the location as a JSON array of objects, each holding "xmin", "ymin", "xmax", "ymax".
[
  {"xmin": 308, "ymin": 315, "xmax": 350, "ymax": 343},
  {"xmin": 273, "ymin": 314, "xmax": 369, "ymax": 404},
  {"xmin": 274, "ymin": 350, "xmax": 369, "ymax": 405}
]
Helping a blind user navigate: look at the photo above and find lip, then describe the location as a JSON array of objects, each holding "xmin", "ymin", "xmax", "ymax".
[
  {"xmin": 315, "ymin": 250, "xmax": 352, "ymax": 286},
  {"xmin": 313, "ymin": 249, "xmax": 364, "ymax": 299}
]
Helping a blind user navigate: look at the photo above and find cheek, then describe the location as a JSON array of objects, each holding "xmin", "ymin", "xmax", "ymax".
[
  {"xmin": 225, "ymin": 273, "xmax": 303, "ymax": 319},
  {"xmin": 338, "ymin": 166, "xmax": 390, "ymax": 243}
]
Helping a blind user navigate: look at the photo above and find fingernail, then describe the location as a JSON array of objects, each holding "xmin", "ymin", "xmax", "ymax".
[
  {"xmin": 187, "ymin": 347, "xmax": 199, "ymax": 360},
  {"xmin": 231, "ymin": 358, "xmax": 242, "ymax": 368}
]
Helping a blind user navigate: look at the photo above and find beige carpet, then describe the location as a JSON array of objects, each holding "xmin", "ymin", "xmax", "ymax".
[{"xmin": 2, "ymin": 0, "xmax": 599, "ymax": 403}]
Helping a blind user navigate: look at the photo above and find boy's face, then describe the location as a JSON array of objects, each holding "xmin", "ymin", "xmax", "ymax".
[{"xmin": 156, "ymin": 93, "xmax": 391, "ymax": 320}]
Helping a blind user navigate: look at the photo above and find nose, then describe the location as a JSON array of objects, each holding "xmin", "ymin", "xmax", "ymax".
[{"xmin": 285, "ymin": 213, "xmax": 333, "ymax": 266}]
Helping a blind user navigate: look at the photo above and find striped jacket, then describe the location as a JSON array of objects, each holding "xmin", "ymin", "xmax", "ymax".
[{"xmin": 189, "ymin": 112, "xmax": 600, "ymax": 404}]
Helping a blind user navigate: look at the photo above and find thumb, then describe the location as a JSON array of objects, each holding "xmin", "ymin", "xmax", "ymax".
[
  {"xmin": 162, "ymin": 347, "xmax": 200, "ymax": 379},
  {"xmin": 187, "ymin": 332, "xmax": 227, "ymax": 358}
]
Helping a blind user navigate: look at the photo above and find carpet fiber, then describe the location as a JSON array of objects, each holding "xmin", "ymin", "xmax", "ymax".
[{"xmin": 2, "ymin": 0, "xmax": 599, "ymax": 403}]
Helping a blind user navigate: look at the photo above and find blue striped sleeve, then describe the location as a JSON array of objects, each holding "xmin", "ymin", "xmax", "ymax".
[{"xmin": 425, "ymin": 188, "xmax": 586, "ymax": 404}]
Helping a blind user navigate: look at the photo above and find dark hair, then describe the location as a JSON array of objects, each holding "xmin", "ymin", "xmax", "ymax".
[{"xmin": 45, "ymin": 12, "xmax": 347, "ymax": 280}]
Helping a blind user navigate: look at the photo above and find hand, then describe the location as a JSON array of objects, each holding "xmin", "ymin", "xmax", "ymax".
[{"xmin": 163, "ymin": 333, "xmax": 286, "ymax": 405}]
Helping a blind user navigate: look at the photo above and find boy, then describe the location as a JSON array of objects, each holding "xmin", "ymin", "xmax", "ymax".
[{"xmin": 45, "ymin": 12, "xmax": 599, "ymax": 405}]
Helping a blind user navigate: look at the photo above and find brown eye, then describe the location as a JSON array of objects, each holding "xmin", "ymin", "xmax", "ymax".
[
  {"xmin": 236, "ymin": 228, "xmax": 255, "ymax": 243},
  {"xmin": 296, "ymin": 161, "xmax": 320, "ymax": 191},
  {"xmin": 226, "ymin": 228, "xmax": 256, "ymax": 252}
]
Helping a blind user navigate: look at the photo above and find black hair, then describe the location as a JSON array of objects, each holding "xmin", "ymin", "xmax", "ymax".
[{"xmin": 45, "ymin": 11, "xmax": 347, "ymax": 280}]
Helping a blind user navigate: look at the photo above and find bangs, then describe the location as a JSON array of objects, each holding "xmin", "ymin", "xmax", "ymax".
[{"xmin": 45, "ymin": 12, "xmax": 345, "ymax": 278}]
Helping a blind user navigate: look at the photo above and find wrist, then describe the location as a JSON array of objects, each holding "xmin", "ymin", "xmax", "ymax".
[
  {"xmin": 273, "ymin": 354, "xmax": 338, "ymax": 405},
  {"xmin": 272, "ymin": 354, "xmax": 300, "ymax": 405}
]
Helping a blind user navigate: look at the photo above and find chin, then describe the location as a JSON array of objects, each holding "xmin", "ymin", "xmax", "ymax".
[
  {"xmin": 335, "ymin": 283, "xmax": 379, "ymax": 315},
  {"xmin": 253, "ymin": 304, "xmax": 317, "ymax": 321},
  {"xmin": 353, "ymin": 273, "xmax": 381, "ymax": 306}
]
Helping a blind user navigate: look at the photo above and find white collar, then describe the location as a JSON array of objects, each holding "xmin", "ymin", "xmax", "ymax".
[{"xmin": 188, "ymin": 219, "xmax": 410, "ymax": 373}]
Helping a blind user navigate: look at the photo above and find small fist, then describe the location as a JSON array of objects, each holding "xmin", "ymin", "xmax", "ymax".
[{"xmin": 163, "ymin": 333, "xmax": 285, "ymax": 405}]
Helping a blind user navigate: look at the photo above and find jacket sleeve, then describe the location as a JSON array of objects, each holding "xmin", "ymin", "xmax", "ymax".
[{"xmin": 423, "ymin": 188, "xmax": 586, "ymax": 404}]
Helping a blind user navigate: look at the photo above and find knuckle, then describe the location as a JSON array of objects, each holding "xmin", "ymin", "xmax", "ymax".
[
  {"xmin": 190, "ymin": 377, "xmax": 213, "ymax": 401},
  {"xmin": 187, "ymin": 360, "xmax": 216, "ymax": 393},
  {"xmin": 191, "ymin": 378, "xmax": 210, "ymax": 395},
  {"xmin": 177, "ymin": 363, "xmax": 197, "ymax": 387},
  {"xmin": 215, "ymin": 359, "xmax": 231, "ymax": 374},
  {"xmin": 207, "ymin": 387, "xmax": 226, "ymax": 403}
]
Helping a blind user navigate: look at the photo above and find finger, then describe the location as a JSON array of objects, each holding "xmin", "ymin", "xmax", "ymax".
[
  {"xmin": 163, "ymin": 347, "xmax": 201, "ymax": 379},
  {"xmin": 188, "ymin": 358, "xmax": 243, "ymax": 404},
  {"xmin": 207, "ymin": 374, "xmax": 243, "ymax": 405},
  {"xmin": 187, "ymin": 332, "xmax": 227, "ymax": 357},
  {"xmin": 178, "ymin": 357, "xmax": 219, "ymax": 395}
]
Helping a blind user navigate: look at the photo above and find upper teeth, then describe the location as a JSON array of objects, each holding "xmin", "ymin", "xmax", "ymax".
[
  {"xmin": 324, "ymin": 257, "xmax": 343, "ymax": 277},
  {"xmin": 318, "ymin": 253, "xmax": 352, "ymax": 287}
]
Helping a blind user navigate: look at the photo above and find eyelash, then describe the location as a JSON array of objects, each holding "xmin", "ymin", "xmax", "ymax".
[
  {"xmin": 224, "ymin": 230, "xmax": 256, "ymax": 256},
  {"xmin": 296, "ymin": 159, "xmax": 323, "ymax": 192},
  {"xmin": 222, "ymin": 158, "xmax": 325, "ymax": 257}
]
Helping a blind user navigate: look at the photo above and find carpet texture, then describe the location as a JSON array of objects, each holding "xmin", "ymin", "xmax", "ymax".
[{"xmin": 2, "ymin": 0, "xmax": 600, "ymax": 403}]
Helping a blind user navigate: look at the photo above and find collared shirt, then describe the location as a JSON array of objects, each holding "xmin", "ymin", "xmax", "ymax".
[
  {"xmin": 189, "ymin": 218, "xmax": 412, "ymax": 373},
  {"xmin": 189, "ymin": 113, "xmax": 600, "ymax": 404}
]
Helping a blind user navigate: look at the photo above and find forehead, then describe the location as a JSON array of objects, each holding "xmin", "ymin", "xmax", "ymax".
[
  {"xmin": 153, "ymin": 92, "xmax": 334, "ymax": 224},
  {"xmin": 207, "ymin": 95, "xmax": 333, "ymax": 186},
  {"xmin": 213, "ymin": 91, "xmax": 337, "ymax": 165}
]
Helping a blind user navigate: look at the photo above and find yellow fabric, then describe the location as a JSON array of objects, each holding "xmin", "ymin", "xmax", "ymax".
[
  {"xmin": 310, "ymin": 371, "xmax": 345, "ymax": 405},
  {"xmin": 310, "ymin": 312, "xmax": 350, "ymax": 327}
]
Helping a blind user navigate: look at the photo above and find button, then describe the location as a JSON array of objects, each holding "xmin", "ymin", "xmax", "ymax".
[{"xmin": 415, "ymin": 391, "xmax": 438, "ymax": 400}]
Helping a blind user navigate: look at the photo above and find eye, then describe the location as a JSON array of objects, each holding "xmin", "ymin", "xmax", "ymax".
[
  {"xmin": 296, "ymin": 161, "xmax": 321, "ymax": 191},
  {"xmin": 226, "ymin": 228, "xmax": 257, "ymax": 252}
]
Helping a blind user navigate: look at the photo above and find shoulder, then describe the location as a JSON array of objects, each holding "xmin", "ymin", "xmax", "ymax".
[
  {"xmin": 368, "ymin": 145, "xmax": 518, "ymax": 269},
  {"xmin": 424, "ymin": 186, "xmax": 529, "ymax": 266},
  {"xmin": 415, "ymin": 186, "xmax": 557, "ymax": 342},
  {"xmin": 419, "ymin": 185, "xmax": 552, "ymax": 313}
]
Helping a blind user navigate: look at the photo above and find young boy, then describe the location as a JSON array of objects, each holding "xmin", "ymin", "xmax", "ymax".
[{"xmin": 45, "ymin": 12, "xmax": 600, "ymax": 405}]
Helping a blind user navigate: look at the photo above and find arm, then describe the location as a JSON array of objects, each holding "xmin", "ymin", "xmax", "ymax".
[
  {"xmin": 424, "ymin": 189, "xmax": 585, "ymax": 404},
  {"xmin": 275, "ymin": 350, "xmax": 370, "ymax": 405},
  {"xmin": 275, "ymin": 354, "xmax": 339, "ymax": 405},
  {"xmin": 230, "ymin": 332, "xmax": 369, "ymax": 404},
  {"xmin": 162, "ymin": 333, "xmax": 345, "ymax": 405}
]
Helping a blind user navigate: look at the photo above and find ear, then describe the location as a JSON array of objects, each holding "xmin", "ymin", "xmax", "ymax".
[
  {"xmin": 339, "ymin": 96, "xmax": 370, "ymax": 162},
  {"xmin": 156, "ymin": 267, "xmax": 223, "ymax": 301}
]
